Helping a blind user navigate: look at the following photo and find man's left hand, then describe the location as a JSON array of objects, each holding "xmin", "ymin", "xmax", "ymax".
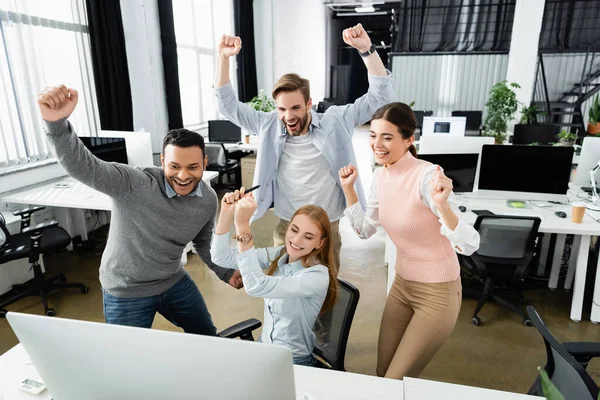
[
  {"xmin": 342, "ymin": 23, "xmax": 372, "ymax": 53},
  {"xmin": 228, "ymin": 269, "xmax": 243, "ymax": 289}
]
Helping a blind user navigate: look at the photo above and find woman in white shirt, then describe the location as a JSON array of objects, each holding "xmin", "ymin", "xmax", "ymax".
[
  {"xmin": 339, "ymin": 102, "xmax": 480, "ymax": 379},
  {"xmin": 211, "ymin": 190, "xmax": 338, "ymax": 366}
]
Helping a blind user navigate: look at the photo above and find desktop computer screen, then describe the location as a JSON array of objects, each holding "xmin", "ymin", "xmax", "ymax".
[
  {"xmin": 419, "ymin": 153, "xmax": 479, "ymax": 193},
  {"xmin": 79, "ymin": 137, "xmax": 128, "ymax": 164},
  {"xmin": 208, "ymin": 120, "xmax": 242, "ymax": 143},
  {"xmin": 477, "ymin": 145, "xmax": 573, "ymax": 198},
  {"xmin": 421, "ymin": 116, "xmax": 467, "ymax": 137}
]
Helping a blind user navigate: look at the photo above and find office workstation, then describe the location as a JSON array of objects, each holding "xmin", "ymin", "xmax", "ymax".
[{"xmin": 1, "ymin": 0, "xmax": 600, "ymax": 399}]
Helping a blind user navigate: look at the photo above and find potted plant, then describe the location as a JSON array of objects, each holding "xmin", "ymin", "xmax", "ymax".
[
  {"xmin": 484, "ymin": 81, "xmax": 521, "ymax": 144},
  {"xmin": 588, "ymin": 94, "xmax": 600, "ymax": 135},
  {"xmin": 557, "ymin": 129, "xmax": 577, "ymax": 146},
  {"xmin": 519, "ymin": 104, "xmax": 541, "ymax": 124},
  {"xmin": 244, "ymin": 90, "xmax": 276, "ymax": 139}
]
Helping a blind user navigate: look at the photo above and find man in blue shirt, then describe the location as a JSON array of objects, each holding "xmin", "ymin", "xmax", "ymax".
[{"xmin": 214, "ymin": 23, "xmax": 394, "ymax": 273}]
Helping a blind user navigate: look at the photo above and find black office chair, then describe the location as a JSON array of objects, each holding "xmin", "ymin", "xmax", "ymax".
[
  {"xmin": 526, "ymin": 305, "xmax": 599, "ymax": 399},
  {"xmin": 0, "ymin": 207, "xmax": 89, "ymax": 318},
  {"xmin": 217, "ymin": 318, "xmax": 262, "ymax": 340},
  {"xmin": 452, "ymin": 110, "xmax": 483, "ymax": 135},
  {"xmin": 205, "ymin": 143, "xmax": 241, "ymax": 190},
  {"xmin": 313, "ymin": 279, "xmax": 360, "ymax": 371},
  {"xmin": 461, "ymin": 215, "xmax": 541, "ymax": 326}
]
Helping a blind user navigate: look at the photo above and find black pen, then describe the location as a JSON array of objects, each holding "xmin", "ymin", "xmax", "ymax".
[{"xmin": 244, "ymin": 185, "xmax": 260, "ymax": 194}]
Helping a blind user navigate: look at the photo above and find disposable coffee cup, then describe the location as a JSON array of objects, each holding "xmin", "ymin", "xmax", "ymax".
[{"xmin": 572, "ymin": 202, "xmax": 586, "ymax": 223}]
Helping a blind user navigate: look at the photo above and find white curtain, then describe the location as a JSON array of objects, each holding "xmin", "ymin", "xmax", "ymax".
[{"xmin": 0, "ymin": 0, "xmax": 99, "ymax": 170}]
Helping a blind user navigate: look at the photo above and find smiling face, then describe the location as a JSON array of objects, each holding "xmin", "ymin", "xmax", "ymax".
[
  {"xmin": 369, "ymin": 118, "xmax": 414, "ymax": 166},
  {"xmin": 285, "ymin": 213, "xmax": 325, "ymax": 263},
  {"xmin": 160, "ymin": 145, "xmax": 207, "ymax": 196},
  {"xmin": 276, "ymin": 90, "xmax": 312, "ymax": 136}
]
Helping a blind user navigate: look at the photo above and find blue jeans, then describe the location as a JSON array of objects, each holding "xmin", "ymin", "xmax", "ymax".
[
  {"xmin": 102, "ymin": 272, "xmax": 217, "ymax": 336},
  {"xmin": 293, "ymin": 354, "xmax": 316, "ymax": 367}
]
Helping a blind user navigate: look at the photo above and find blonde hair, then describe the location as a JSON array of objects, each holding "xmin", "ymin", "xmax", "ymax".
[
  {"xmin": 266, "ymin": 205, "xmax": 338, "ymax": 313},
  {"xmin": 272, "ymin": 73, "xmax": 310, "ymax": 103}
]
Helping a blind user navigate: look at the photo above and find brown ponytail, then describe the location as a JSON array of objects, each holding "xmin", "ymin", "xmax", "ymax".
[{"xmin": 371, "ymin": 103, "xmax": 417, "ymax": 157}]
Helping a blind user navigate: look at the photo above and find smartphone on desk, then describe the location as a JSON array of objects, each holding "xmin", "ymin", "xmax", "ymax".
[{"xmin": 471, "ymin": 210, "xmax": 495, "ymax": 216}]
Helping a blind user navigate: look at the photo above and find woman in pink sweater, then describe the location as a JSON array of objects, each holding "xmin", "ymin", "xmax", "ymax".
[{"xmin": 339, "ymin": 102, "xmax": 480, "ymax": 379}]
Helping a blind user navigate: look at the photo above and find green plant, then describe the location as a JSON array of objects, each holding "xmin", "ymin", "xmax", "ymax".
[
  {"xmin": 557, "ymin": 129, "xmax": 577, "ymax": 142},
  {"xmin": 538, "ymin": 366, "xmax": 600, "ymax": 400},
  {"xmin": 408, "ymin": 100, "xmax": 415, "ymax": 108},
  {"xmin": 484, "ymin": 81, "xmax": 521, "ymax": 141},
  {"xmin": 520, "ymin": 104, "xmax": 542, "ymax": 124},
  {"xmin": 247, "ymin": 90, "xmax": 276, "ymax": 112},
  {"xmin": 589, "ymin": 95, "xmax": 600, "ymax": 124}
]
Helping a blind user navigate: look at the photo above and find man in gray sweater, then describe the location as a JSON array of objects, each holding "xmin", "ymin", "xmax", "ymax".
[{"xmin": 37, "ymin": 85, "xmax": 242, "ymax": 335}]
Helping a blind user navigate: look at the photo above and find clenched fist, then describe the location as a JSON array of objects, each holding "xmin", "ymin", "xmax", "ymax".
[
  {"xmin": 219, "ymin": 34, "xmax": 242, "ymax": 58},
  {"xmin": 342, "ymin": 23, "xmax": 372, "ymax": 53},
  {"xmin": 37, "ymin": 85, "xmax": 78, "ymax": 122}
]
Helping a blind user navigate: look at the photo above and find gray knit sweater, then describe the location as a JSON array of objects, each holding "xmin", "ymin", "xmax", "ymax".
[{"xmin": 44, "ymin": 119, "xmax": 234, "ymax": 298}]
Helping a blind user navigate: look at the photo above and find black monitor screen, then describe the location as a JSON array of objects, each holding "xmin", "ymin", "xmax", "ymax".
[
  {"xmin": 419, "ymin": 153, "xmax": 479, "ymax": 193},
  {"xmin": 478, "ymin": 145, "xmax": 573, "ymax": 194},
  {"xmin": 79, "ymin": 137, "xmax": 128, "ymax": 164},
  {"xmin": 208, "ymin": 120, "xmax": 241, "ymax": 143},
  {"xmin": 433, "ymin": 122, "xmax": 451, "ymax": 133}
]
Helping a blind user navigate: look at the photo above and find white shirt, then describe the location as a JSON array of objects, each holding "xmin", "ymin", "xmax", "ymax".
[
  {"xmin": 275, "ymin": 132, "xmax": 346, "ymax": 221},
  {"xmin": 345, "ymin": 165, "xmax": 480, "ymax": 255},
  {"xmin": 210, "ymin": 233, "xmax": 328, "ymax": 358}
]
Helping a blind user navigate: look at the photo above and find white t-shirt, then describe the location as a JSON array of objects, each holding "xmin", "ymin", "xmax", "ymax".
[{"xmin": 274, "ymin": 132, "xmax": 345, "ymax": 221}]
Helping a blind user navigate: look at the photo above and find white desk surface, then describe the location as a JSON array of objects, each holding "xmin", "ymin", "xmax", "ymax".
[
  {"xmin": 403, "ymin": 377, "xmax": 538, "ymax": 400},
  {"xmin": 1, "ymin": 343, "xmax": 536, "ymax": 400},
  {"xmin": 459, "ymin": 194, "xmax": 600, "ymax": 236},
  {"xmin": 0, "ymin": 171, "xmax": 219, "ymax": 211}
]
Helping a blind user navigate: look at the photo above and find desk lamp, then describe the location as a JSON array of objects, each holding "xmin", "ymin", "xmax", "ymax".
[{"xmin": 588, "ymin": 159, "xmax": 600, "ymax": 211}]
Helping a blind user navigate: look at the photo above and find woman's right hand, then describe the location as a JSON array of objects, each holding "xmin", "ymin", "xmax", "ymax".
[
  {"xmin": 339, "ymin": 165, "xmax": 359, "ymax": 187},
  {"xmin": 221, "ymin": 187, "xmax": 246, "ymax": 219}
]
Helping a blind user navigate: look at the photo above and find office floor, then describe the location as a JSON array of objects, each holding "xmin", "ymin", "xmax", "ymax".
[{"xmin": 1, "ymin": 127, "xmax": 599, "ymax": 394}]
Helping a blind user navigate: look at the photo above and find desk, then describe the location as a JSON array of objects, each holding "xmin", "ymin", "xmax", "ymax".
[
  {"xmin": 385, "ymin": 193, "xmax": 600, "ymax": 322},
  {"xmin": 0, "ymin": 344, "xmax": 538, "ymax": 400},
  {"xmin": 403, "ymin": 377, "xmax": 538, "ymax": 400}
]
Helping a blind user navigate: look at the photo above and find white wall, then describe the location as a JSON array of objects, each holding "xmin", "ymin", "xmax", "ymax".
[
  {"xmin": 120, "ymin": 0, "xmax": 169, "ymax": 154},
  {"xmin": 505, "ymin": 0, "xmax": 546, "ymax": 112},
  {"xmin": 253, "ymin": 0, "xmax": 327, "ymax": 102},
  {"xmin": 392, "ymin": 54, "xmax": 509, "ymax": 116}
]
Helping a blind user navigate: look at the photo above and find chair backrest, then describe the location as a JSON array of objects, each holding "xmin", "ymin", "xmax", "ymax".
[
  {"xmin": 526, "ymin": 305, "xmax": 598, "ymax": 399},
  {"xmin": 473, "ymin": 215, "xmax": 541, "ymax": 259},
  {"xmin": 451, "ymin": 111, "xmax": 482, "ymax": 131},
  {"xmin": 0, "ymin": 212, "xmax": 10, "ymax": 249},
  {"xmin": 414, "ymin": 110, "xmax": 433, "ymax": 130},
  {"xmin": 204, "ymin": 143, "xmax": 227, "ymax": 166},
  {"xmin": 313, "ymin": 279, "xmax": 360, "ymax": 371}
]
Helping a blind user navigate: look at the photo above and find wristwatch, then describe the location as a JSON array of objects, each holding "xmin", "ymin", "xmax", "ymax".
[
  {"xmin": 236, "ymin": 232, "xmax": 253, "ymax": 244},
  {"xmin": 359, "ymin": 44, "xmax": 376, "ymax": 57}
]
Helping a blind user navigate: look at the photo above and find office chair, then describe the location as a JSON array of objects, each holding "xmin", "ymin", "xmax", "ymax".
[
  {"xmin": 313, "ymin": 279, "xmax": 360, "ymax": 371},
  {"xmin": 205, "ymin": 143, "xmax": 241, "ymax": 190},
  {"xmin": 0, "ymin": 207, "xmax": 89, "ymax": 318},
  {"xmin": 217, "ymin": 318, "xmax": 262, "ymax": 341},
  {"xmin": 451, "ymin": 110, "xmax": 483, "ymax": 135},
  {"xmin": 461, "ymin": 215, "xmax": 541, "ymax": 326},
  {"xmin": 526, "ymin": 305, "xmax": 599, "ymax": 399},
  {"xmin": 413, "ymin": 110, "xmax": 433, "ymax": 131}
]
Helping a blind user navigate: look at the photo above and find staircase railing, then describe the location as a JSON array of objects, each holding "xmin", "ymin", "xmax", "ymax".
[
  {"xmin": 577, "ymin": 35, "xmax": 600, "ymax": 102},
  {"xmin": 533, "ymin": 53, "xmax": 552, "ymax": 123}
]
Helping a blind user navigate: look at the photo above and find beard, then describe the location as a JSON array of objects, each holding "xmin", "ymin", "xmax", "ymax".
[{"xmin": 284, "ymin": 111, "xmax": 310, "ymax": 136}]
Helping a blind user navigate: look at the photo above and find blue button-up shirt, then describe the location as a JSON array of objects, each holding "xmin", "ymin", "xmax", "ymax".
[
  {"xmin": 214, "ymin": 72, "xmax": 394, "ymax": 222},
  {"xmin": 164, "ymin": 178, "xmax": 203, "ymax": 198},
  {"xmin": 211, "ymin": 233, "xmax": 329, "ymax": 358}
]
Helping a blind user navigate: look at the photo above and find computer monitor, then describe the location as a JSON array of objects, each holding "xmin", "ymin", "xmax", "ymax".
[
  {"xmin": 79, "ymin": 137, "xmax": 128, "ymax": 164},
  {"xmin": 451, "ymin": 111, "xmax": 482, "ymax": 132},
  {"xmin": 512, "ymin": 124, "xmax": 558, "ymax": 146},
  {"xmin": 421, "ymin": 116, "xmax": 467, "ymax": 137},
  {"xmin": 418, "ymin": 136, "xmax": 494, "ymax": 155},
  {"xmin": 573, "ymin": 136, "xmax": 600, "ymax": 186},
  {"xmin": 208, "ymin": 120, "xmax": 242, "ymax": 143},
  {"xmin": 475, "ymin": 144, "xmax": 574, "ymax": 201},
  {"xmin": 419, "ymin": 153, "xmax": 479, "ymax": 192},
  {"xmin": 7, "ymin": 312, "xmax": 296, "ymax": 400}
]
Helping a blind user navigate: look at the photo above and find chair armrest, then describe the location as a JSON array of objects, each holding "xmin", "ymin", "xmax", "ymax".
[
  {"xmin": 22, "ymin": 220, "xmax": 59, "ymax": 235},
  {"xmin": 562, "ymin": 342, "xmax": 600, "ymax": 359},
  {"xmin": 13, "ymin": 206, "xmax": 45, "ymax": 217},
  {"xmin": 217, "ymin": 318, "xmax": 261, "ymax": 339}
]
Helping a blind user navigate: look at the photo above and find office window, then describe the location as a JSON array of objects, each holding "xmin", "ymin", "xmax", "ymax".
[
  {"xmin": 0, "ymin": 0, "xmax": 100, "ymax": 171},
  {"xmin": 172, "ymin": 0, "xmax": 233, "ymax": 129}
]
